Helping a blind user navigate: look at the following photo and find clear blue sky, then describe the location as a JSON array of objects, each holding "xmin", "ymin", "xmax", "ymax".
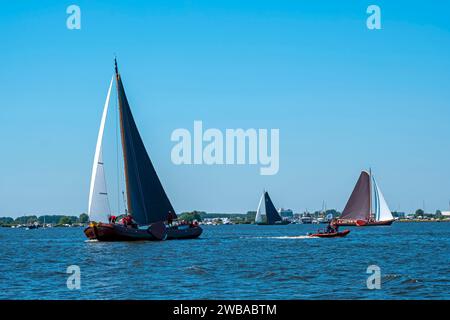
[{"xmin": 1, "ymin": 0, "xmax": 450, "ymax": 217}]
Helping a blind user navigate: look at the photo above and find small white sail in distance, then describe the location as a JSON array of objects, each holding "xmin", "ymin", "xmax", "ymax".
[
  {"xmin": 372, "ymin": 175, "xmax": 394, "ymax": 222},
  {"xmin": 88, "ymin": 76, "xmax": 113, "ymax": 222},
  {"xmin": 255, "ymin": 192, "xmax": 265, "ymax": 223}
]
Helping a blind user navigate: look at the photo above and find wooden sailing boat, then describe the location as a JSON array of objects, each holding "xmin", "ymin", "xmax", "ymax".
[
  {"xmin": 337, "ymin": 170, "xmax": 394, "ymax": 227},
  {"xmin": 255, "ymin": 191, "xmax": 290, "ymax": 225},
  {"xmin": 84, "ymin": 59, "xmax": 203, "ymax": 241}
]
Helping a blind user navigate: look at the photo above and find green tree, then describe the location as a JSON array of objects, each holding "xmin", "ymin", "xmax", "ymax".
[
  {"xmin": 59, "ymin": 216, "xmax": 73, "ymax": 225},
  {"xmin": 246, "ymin": 211, "xmax": 257, "ymax": 221},
  {"xmin": 178, "ymin": 211, "xmax": 203, "ymax": 222},
  {"xmin": 79, "ymin": 213, "xmax": 89, "ymax": 223},
  {"xmin": 0, "ymin": 217, "xmax": 14, "ymax": 226},
  {"xmin": 14, "ymin": 216, "xmax": 38, "ymax": 224},
  {"xmin": 415, "ymin": 209, "xmax": 424, "ymax": 217}
]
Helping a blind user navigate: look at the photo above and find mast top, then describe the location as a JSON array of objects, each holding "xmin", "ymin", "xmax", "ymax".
[{"xmin": 114, "ymin": 57, "xmax": 119, "ymax": 75}]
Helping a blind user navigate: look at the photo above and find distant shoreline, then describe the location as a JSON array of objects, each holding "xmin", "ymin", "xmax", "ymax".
[{"xmin": 396, "ymin": 219, "xmax": 450, "ymax": 223}]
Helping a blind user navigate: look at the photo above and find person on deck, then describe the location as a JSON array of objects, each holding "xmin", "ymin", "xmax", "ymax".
[
  {"xmin": 167, "ymin": 212, "xmax": 173, "ymax": 227},
  {"xmin": 123, "ymin": 215, "xmax": 135, "ymax": 228}
]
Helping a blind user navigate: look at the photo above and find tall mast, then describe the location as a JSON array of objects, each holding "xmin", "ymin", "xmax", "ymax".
[
  {"xmin": 369, "ymin": 168, "xmax": 372, "ymax": 221},
  {"xmin": 115, "ymin": 58, "xmax": 132, "ymax": 216}
]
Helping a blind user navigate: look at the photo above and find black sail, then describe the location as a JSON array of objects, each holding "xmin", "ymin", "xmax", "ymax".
[
  {"xmin": 115, "ymin": 62, "xmax": 177, "ymax": 225},
  {"xmin": 264, "ymin": 192, "xmax": 282, "ymax": 224},
  {"xmin": 340, "ymin": 171, "xmax": 371, "ymax": 221}
]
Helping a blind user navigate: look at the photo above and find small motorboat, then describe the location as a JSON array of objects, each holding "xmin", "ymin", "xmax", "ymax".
[{"xmin": 309, "ymin": 229, "xmax": 351, "ymax": 238}]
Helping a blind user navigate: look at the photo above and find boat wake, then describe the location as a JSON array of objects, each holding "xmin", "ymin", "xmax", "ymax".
[
  {"xmin": 270, "ymin": 236, "xmax": 316, "ymax": 239},
  {"xmin": 244, "ymin": 235, "xmax": 315, "ymax": 240},
  {"xmin": 85, "ymin": 239, "xmax": 99, "ymax": 243},
  {"xmin": 184, "ymin": 266, "xmax": 209, "ymax": 275}
]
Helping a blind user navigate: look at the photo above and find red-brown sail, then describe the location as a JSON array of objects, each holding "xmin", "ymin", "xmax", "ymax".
[{"xmin": 340, "ymin": 171, "xmax": 371, "ymax": 221}]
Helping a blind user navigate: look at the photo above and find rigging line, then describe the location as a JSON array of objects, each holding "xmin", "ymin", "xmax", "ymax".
[
  {"xmin": 115, "ymin": 78, "xmax": 121, "ymax": 215},
  {"xmin": 124, "ymin": 105, "xmax": 150, "ymax": 223}
]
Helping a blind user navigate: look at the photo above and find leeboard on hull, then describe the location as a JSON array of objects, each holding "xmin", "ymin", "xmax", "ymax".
[{"xmin": 167, "ymin": 226, "xmax": 204, "ymax": 240}]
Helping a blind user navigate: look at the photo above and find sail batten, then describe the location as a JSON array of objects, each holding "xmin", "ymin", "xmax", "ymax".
[
  {"xmin": 88, "ymin": 77, "xmax": 113, "ymax": 222},
  {"xmin": 115, "ymin": 63, "xmax": 177, "ymax": 225}
]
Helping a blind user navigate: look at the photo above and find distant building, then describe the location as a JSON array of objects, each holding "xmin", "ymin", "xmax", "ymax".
[
  {"xmin": 392, "ymin": 211, "xmax": 406, "ymax": 218},
  {"xmin": 440, "ymin": 211, "xmax": 450, "ymax": 217}
]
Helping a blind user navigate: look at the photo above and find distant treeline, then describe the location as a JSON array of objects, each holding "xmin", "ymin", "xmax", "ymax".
[
  {"xmin": 0, "ymin": 214, "xmax": 89, "ymax": 226},
  {"xmin": 176, "ymin": 209, "xmax": 414, "ymax": 222},
  {"xmin": 1, "ymin": 210, "xmax": 441, "ymax": 227},
  {"xmin": 177, "ymin": 210, "xmax": 344, "ymax": 223},
  {"xmin": 177, "ymin": 211, "xmax": 255, "ymax": 222}
]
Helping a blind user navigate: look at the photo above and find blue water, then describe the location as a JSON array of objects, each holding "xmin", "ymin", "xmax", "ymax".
[{"xmin": 0, "ymin": 223, "xmax": 449, "ymax": 300}]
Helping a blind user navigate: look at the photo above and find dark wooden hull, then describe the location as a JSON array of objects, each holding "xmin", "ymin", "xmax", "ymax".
[
  {"xmin": 310, "ymin": 229, "xmax": 351, "ymax": 238},
  {"xmin": 84, "ymin": 223, "xmax": 202, "ymax": 242},
  {"xmin": 336, "ymin": 219, "xmax": 394, "ymax": 227}
]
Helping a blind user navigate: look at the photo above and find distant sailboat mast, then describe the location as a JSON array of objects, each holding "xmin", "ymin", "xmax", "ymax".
[{"xmin": 369, "ymin": 168, "xmax": 373, "ymax": 220}]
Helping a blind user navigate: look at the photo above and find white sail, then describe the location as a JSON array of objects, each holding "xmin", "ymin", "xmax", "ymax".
[
  {"xmin": 88, "ymin": 77, "xmax": 113, "ymax": 222},
  {"xmin": 372, "ymin": 176, "xmax": 394, "ymax": 222},
  {"xmin": 255, "ymin": 192, "xmax": 266, "ymax": 223}
]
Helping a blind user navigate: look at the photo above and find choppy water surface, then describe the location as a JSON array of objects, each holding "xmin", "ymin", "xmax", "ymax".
[{"xmin": 0, "ymin": 223, "xmax": 449, "ymax": 299}]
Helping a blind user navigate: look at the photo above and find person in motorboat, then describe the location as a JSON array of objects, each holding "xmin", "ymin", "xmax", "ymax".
[
  {"xmin": 326, "ymin": 224, "xmax": 333, "ymax": 234},
  {"xmin": 326, "ymin": 219, "xmax": 339, "ymax": 234}
]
